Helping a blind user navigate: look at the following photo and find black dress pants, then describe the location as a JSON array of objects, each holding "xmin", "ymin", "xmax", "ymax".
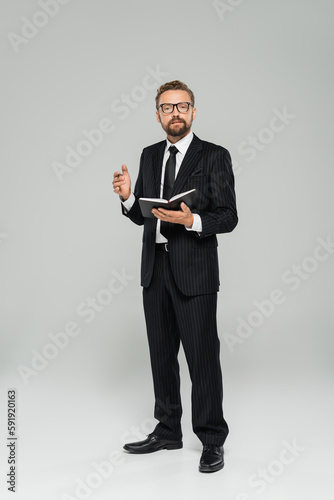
[{"xmin": 142, "ymin": 248, "xmax": 229, "ymax": 446}]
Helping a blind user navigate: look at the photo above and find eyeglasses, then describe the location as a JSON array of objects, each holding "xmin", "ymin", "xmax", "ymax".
[{"xmin": 158, "ymin": 102, "xmax": 192, "ymax": 114}]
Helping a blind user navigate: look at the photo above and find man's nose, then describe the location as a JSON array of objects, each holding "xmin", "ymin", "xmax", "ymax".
[{"xmin": 171, "ymin": 105, "xmax": 179, "ymax": 117}]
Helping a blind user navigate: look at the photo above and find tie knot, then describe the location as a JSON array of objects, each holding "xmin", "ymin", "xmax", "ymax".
[{"xmin": 169, "ymin": 145, "xmax": 178, "ymax": 156}]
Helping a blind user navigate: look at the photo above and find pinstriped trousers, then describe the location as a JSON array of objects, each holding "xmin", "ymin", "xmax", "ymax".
[{"xmin": 143, "ymin": 249, "xmax": 229, "ymax": 446}]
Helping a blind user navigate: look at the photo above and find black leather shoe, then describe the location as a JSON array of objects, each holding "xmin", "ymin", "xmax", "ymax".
[
  {"xmin": 199, "ymin": 445, "xmax": 224, "ymax": 473},
  {"xmin": 123, "ymin": 433, "xmax": 183, "ymax": 454}
]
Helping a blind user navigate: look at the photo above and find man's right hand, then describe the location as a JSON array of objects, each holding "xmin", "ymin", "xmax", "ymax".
[{"xmin": 113, "ymin": 164, "xmax": 131, "ymax": 201}]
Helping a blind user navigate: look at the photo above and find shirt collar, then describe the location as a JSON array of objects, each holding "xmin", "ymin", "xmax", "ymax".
[{"xmin": 165, "ymin": 131, "xmax": 194, "ymax": 156}]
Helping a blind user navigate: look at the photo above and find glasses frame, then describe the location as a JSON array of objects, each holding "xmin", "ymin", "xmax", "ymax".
[{"xmin": 157, "ymin": 102, "xmax": 193, "ymax": 114}]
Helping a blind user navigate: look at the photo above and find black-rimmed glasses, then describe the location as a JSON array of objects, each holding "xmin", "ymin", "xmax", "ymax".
[{"xmin": 158, "ymin": 102, "xmax": 192, "ymax": 114}]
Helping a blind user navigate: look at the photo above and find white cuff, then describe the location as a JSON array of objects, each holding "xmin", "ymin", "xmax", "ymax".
[
  {"xmin": 185, "ymin": 213, "xmax": 202, "ymax": 233},
  {"xmin": 121, "ymin": 192, "xmax": 135, "ymax": 212}
]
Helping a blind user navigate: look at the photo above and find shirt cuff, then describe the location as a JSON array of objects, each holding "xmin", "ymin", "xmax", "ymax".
[
  {"xmin": 121, "ymin": 192, "xmax": 135, "ymax": 212},
  {"xmin": 185, "ymin": 213, "xmax": 202, "ymax": 233}
]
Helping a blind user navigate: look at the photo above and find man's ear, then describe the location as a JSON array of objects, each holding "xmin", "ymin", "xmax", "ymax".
[
  {"xmin": 156, "ymin": 110, "xmax": 161, "ymax": 123},
  {"xmin": 192, "ymin": 107, "xmax": 197, "ymax": 121}
]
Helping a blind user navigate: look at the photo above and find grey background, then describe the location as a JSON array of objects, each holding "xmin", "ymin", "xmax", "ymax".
[{"xmin": 0, "ymin": 0, "xmax": 333, "ymax": 499}]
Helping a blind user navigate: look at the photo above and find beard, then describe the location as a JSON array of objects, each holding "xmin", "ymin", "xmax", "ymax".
[{"xmin": 164, "ymin": 117, "xmax": 192, "ymax": 137}]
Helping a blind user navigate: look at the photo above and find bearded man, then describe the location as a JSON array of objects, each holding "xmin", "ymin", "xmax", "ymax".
[{"xmin": 113, "ymin": 80, "xmax": 238, "ymax": 473}]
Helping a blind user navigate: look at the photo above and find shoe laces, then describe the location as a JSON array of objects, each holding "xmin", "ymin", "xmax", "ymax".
[{"xmin": 203, "ymin": 444, "xmax": 220, "ymax": 453}]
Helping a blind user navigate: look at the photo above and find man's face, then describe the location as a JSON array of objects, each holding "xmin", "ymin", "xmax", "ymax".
[{"xmin": 156, "ymin": 90, "xmax": 196, "ymax": 142}]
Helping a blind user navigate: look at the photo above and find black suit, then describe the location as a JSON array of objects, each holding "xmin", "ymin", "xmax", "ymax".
[{"xmin": 123, "ymin": 133, "xmax": 238, "ymax": 446}]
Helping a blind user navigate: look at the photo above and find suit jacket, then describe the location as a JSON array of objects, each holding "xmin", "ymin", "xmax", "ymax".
[{"xmin": 122, "ymin": 133, "xmax": 238, "ymax": 296}]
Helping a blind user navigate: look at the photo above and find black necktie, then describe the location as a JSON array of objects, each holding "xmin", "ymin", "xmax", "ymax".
[
  {"xmin": 161, "ymin": 145, "xmax": 178, "ymax": 238},
  {"xmin": 163, "ymin": 146, "xmax": 178, "ymax": 201}
]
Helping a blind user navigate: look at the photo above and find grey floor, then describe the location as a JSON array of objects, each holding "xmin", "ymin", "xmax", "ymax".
[{"xmin": 2, "ymin": 356, "xmax": 332, "ymax": 500}]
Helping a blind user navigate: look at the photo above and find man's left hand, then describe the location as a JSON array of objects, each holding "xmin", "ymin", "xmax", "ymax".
[{"xmin": 152, "ymin": 202, "xmax": 194, "ymax": 228}]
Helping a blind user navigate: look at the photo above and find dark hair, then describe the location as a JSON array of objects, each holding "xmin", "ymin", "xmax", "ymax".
[{"xmin": 155, "ymin": 80, "xmax": 195, "ymax": 109}]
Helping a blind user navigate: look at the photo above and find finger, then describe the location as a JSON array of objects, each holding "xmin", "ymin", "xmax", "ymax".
[
  {"xmin": 157, "ymin": 208, "xmax": 169, "ymax": 216},
  {"xmin": 152, "ymin": 209, "xmax": 165, "ymax": 220},
  {"xmin": 112, "ymin": 179, "xmax": 124, "ymax": 188},
  {"xmin": 113, "ymin": 176, "xmax": 124, "ymax": 184},
  {"xmin": 151, "ymin": 210, "xmax": 160, "ymax": 219},
  {"xmin": 113, "ymin": 173, "xmax": 121, "ymax": 185},
  {"xmin": 180, "ymin": 202, "xmax": 189, "ymax": 212},
  {"xmin": 114, "ymin": 171, "xmax": 124, "ymax": 178},
  {"xmin": 121, "ymin": 164, "xmax": 128, "ymax": 175}
]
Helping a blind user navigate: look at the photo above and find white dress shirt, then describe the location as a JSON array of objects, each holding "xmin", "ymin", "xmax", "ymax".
[{"xmin": 122, "ymin": 131, "xmax": 202, "ymax": 242}]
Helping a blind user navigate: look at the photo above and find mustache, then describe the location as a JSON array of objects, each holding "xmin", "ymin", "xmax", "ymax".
[{"xmin": 169, "ymin": 118, "xmax": 186, "ymax": 124}]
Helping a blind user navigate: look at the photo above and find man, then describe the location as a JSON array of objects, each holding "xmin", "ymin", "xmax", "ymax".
[{"xmin": 113, "ymin": 80, "xmax": 238, "ymax": 473}]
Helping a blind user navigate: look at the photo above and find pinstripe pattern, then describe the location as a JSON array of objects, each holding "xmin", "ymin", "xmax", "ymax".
[
  {"xmin": 123, "ymin": 133, "xmax": 237, "ymax": 446},
  {"xmin": 122, "ymin": 134, "xmax": 238, "ymax": 295},
  {"xmin": 143, "ymin": 251, "xmax": 229, "ymax": 446}
]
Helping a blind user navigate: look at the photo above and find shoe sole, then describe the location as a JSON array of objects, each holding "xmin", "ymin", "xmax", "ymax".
[
  {"xmin": 124, "ymin": 442, "xmax": 183, "ymax": 454},
  {"xmin": 198, "ymin": 462, "xmax": 224, "ymax": 473}
]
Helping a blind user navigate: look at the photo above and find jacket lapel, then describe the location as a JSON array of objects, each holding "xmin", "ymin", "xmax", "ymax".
[
  {"xmin": 171, "ymin": 134, "xmax": 203, "ymax": 196},
  {"xmin": 152, "ymin": 141, "xmax": 166, "ymax": 197}
]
